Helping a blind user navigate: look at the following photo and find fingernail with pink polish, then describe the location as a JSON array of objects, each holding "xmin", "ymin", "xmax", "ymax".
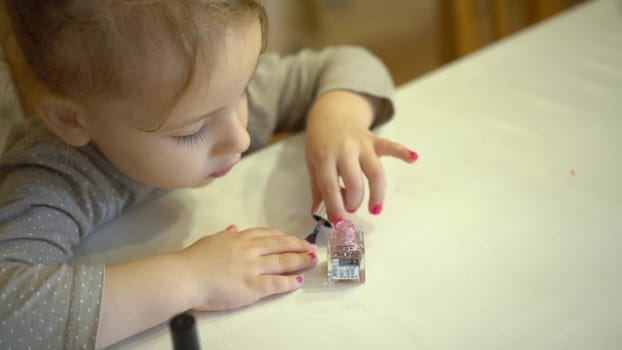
[
  {"xmin": 296, "ymin": 276, "xmax": 304, "ymax": 285},
  {"xmin": 332, "ymin": 217, "xmax": 345, "ymax": 225},
  {"xmin": 346, "ymin": 208, "xmax": 356, "ymax": 214},
  {"xmin": 408, "ymin": 150, "xmax": 419, "ymax": 163},
  {"xmin": 308, "ymin": 252, "xmax": 317, "ymax": 260},
  {"xmin": 371, "ymin": 203, "xmax": 383, "ymax": 215}
]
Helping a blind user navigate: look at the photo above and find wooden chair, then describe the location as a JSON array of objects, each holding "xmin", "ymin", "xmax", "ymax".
[{"xmin": 440, "ymin": 0, "xmax": 566, "ymax": 59}]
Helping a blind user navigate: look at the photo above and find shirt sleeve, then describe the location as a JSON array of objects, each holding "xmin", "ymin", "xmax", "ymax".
[
  {"xmin": 0, "ymin": 130, "xmax": 162, "ymax": 349},
  {"xmin": 0, "ymin": 168, "xmax": 105, "ymax": 349},
  {"xmin": 246, "ymin": 45, "xmax": 396, "ymax": 151}
]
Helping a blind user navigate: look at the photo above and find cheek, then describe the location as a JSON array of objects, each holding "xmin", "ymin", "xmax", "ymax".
[
  {"xmin": 237, "ymin": 98, "xmax": 249, "ymax": 127},
  {"xmin": 83, "ymin": 114, "xmax": 215, "ymax": 188},
  {"xmin": 143, "ymin": 141, "xmax": 213, "ymax": 187}
]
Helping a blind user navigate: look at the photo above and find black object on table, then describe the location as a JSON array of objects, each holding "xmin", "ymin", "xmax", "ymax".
[{"xmin": 169, "ymin": 312, "xmax": 201, "ymax": 350}]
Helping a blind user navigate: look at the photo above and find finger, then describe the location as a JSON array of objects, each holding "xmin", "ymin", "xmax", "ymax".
[
  {"xmin": 306, "ymin": 162, "xmax": 322, "ymax": 213},
  {"xmin": 260, "ymin": 251, "xmax": 318, "ymax": 274},
  {"xmin": 255, "ymin": 275, "xmax": 304, "ymax": 296},
  {"xmin": 239, "ymin": 227, "xmax": 288, "ymax": 238},
  {"xmin": 360, "ymin": 151, "xmax": 387, "ymax": 215},
  {"xmin": 314, "ymin": 161, "xmax": 346, "ymax": 222},
  {"xmin": 253, "ymin": 234, "xmax": 313, "ymax": 255},
  {"xmin": 337, "ymin": 154, "xmax": 365, "ymax": 213},
  {"xmin": 225, "ymin": 224, "xmax": 238, "ymax": 232},
  {"xmin": 374, "ymin": 138, "xmax": 419, "ymax": 164}
]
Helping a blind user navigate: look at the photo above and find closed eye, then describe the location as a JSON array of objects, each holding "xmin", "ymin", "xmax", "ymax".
[
  {"xmin": 174, "ymin": 122, "xmax": 209, "ymax": 147},
  {"xmin": 173, "ymin": 89, "xmax": 248, "ymax": 147}
]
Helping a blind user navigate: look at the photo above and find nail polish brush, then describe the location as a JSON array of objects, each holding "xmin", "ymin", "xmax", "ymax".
[{"xmin": 305, "ymin": 201, "xmax": 332, "ymax": 244}]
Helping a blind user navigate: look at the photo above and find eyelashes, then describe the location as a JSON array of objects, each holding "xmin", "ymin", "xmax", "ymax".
[
  {"xmin": 174, "ymin": 88, "xmax": 249, "ymax": 147},
  {"xmin": 174, "ymin": 122, "xmax": 209, "ymax": 147},
  {"xmin": 174, "ymin": 130, "xmax": 206, "ymax": 147}
]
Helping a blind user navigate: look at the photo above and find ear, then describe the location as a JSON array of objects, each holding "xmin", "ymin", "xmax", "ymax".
[{"xmin": 38, "ymin": 96, "xmax": 91, "ymax": 146}]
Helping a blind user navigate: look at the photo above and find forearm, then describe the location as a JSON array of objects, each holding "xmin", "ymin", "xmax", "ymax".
[
  {"xmin": 96, "ymin": 252, "xmax": 198, "ymax": 348},
  {"xmin": 248, "ymin": 46, "xmax": 394, "ymax": 142}
]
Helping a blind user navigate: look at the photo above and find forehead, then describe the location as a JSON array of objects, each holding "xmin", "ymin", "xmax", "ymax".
[
  {"xmin": 166, "ymin": 19, "xmax": 262, "ymax": 129},
  {"xmin": 116, "ymin": 18, "xmax": 262, "ymax": 131}
]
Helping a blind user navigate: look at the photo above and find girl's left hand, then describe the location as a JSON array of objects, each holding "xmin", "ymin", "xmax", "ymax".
[{"xmin": 304, "ymin": 90, "xmax": 418, "ymax": 222}]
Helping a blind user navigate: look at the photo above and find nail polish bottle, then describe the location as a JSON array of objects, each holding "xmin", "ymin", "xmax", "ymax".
[{"xmin": 327, "ymin": 219, "xmax": 365, "ymax": 284}]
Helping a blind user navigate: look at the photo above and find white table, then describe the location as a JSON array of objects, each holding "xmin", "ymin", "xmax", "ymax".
[{"xmin": 75, "ymin": 0, "xmax": 622, "ymax": 348}]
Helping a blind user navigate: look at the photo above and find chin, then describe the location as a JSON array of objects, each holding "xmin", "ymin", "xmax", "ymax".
[{"xmin": 193, "ymin": 178, "xmax": 215, "ymax": 188}]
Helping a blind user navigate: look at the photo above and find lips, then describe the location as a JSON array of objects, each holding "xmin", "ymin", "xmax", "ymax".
[{"xmin": 208, "ymin": 161, "xmax": 237, "ymax": 178}]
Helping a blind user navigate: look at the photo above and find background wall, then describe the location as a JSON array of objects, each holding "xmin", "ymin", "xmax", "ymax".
[
  {"xmin": 263, "ymin": 0, "xmax": 586, "ymax": 85},
  {"xmin": 0, "ymin": 0, "xmax": 588, "ymax": 147}
]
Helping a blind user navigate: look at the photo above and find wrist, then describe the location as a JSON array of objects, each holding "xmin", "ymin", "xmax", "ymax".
[
  {"xmin": 170, "ymin": 251, "xmax": 203, "ymax": 309},
  {"xmin": 98, "ymin": 252, "xmax": 201, "ymax": 347},
  {"xmin": 307, "ymin": 90, "xmax": 375, "ymax": 130}
]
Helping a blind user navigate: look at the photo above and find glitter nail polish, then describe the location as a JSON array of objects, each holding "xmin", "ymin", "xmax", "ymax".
[{"xmin": 327, "ymin": 219, "xmax": 365, "ymax": 284}]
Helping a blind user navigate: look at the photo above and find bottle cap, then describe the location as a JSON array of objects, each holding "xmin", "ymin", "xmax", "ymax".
[{"xmin": 334, "ymin": 219, "xmax": 356, "ymax": 239}]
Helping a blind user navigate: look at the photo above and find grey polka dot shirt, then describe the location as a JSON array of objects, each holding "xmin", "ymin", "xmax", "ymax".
[{"xmin": 0, "ymin": 46, "xmax": 394, "ymax": 349}]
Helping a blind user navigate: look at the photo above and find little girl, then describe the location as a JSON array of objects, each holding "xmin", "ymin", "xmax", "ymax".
[{"xmin": 0, "ymin": 0, "xmax": 417, "ymax": 348}]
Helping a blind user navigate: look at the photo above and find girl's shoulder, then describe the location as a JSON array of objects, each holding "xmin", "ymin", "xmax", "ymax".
[
  {"xmin": 1, "ymin": 118, "xmax": 160, "ymax": 200},
  {"xmin": 2, "ymin": 118, "xmax": 67, "ymax": 162},
  {"xmin": 0, "ymin": 118, "xmax": 166, "ymax": 230}
]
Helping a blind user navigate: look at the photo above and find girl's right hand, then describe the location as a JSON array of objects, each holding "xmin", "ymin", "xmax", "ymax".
[{"xmin": 178, "ymin": 225, "xmax": 317, "ymax": 311}]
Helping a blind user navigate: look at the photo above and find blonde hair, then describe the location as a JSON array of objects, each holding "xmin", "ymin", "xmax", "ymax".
[{"xmin": 3, "ymin": 0, "xmax": 267, "ymax": 124}]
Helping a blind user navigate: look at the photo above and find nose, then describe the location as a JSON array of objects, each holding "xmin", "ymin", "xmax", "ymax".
[{"xmin": 210, "ymin": 109, "xmax": 250, "ymax": 157}]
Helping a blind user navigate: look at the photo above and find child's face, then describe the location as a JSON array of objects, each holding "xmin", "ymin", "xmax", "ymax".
[{"xmin": 78, "ymin": 19, "xmax": 262, "ymax": 189}]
